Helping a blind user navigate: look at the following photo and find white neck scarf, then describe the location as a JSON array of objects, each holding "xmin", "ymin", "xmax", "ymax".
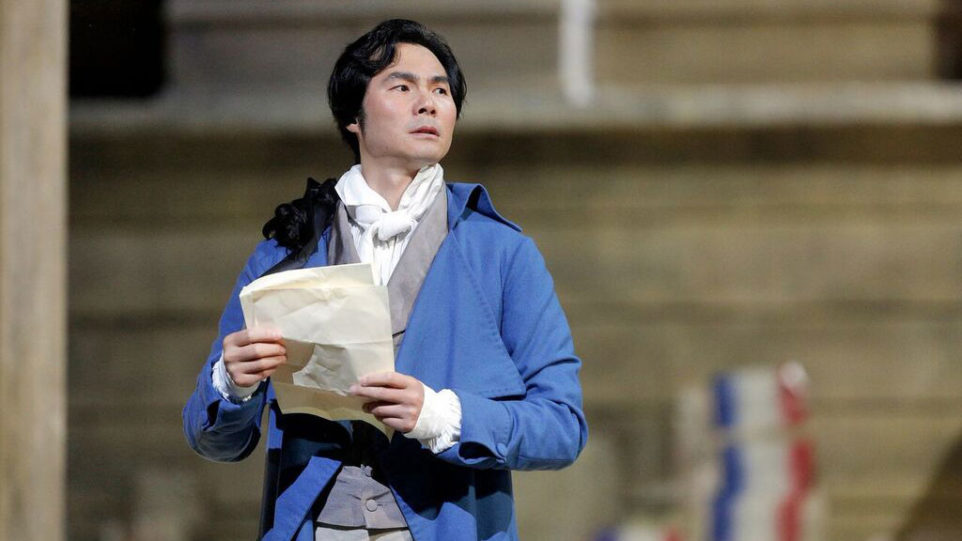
[{"xmin": 334, "ymin": 163, "xmax": 445, "ymax": 285}]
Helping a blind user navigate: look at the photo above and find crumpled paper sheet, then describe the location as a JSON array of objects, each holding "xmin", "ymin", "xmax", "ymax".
[{"xmin": 239, "ymin": 263, "xmax": 394, "ymax": 435}]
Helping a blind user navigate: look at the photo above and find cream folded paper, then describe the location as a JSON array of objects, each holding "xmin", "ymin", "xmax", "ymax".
[{"xmin": 238, "ymin": 263, "xmax": 394, "ymax": 435}]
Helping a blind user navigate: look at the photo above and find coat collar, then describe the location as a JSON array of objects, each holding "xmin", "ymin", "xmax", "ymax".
[
  {"xmin": 309, "ymin": 182, "xmax": 518, "ymax": 268},
  {"xmin": 445, "ymin": 183, "xmax": 521, "ymax": 232}
]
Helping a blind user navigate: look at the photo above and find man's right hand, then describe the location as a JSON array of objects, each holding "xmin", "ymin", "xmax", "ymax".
[{"xmin": 222, "ymin": 327, "xmax": 287, "ymax": 387}]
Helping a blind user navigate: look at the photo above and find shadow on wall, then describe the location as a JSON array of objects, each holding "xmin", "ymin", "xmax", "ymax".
[
  {"xmin": 937, "ymin": 0, "xmax": 962, "ymax": 79},
  {"xmin": 896, "ymin": 432, "xmax": 962, "ymax": 541}
]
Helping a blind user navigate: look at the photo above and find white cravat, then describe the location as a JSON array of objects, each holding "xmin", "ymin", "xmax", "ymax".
[{"xmin": 334, "ymin": 163, "xmax": 444, "ymax": 286}]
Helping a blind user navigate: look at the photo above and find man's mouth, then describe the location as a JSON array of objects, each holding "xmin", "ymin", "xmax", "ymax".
[{"xmin": 412, "ymin": 126, "xmax": 439, "ymax": 136}]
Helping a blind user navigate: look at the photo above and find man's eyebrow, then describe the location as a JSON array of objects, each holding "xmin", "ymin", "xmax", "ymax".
[{"xmin": 384, "ymin": 71, "xmax": 450, "ymax": 85}]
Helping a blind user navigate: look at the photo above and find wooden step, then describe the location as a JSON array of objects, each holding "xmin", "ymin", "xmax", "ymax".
[
  {"xmin": 595, "ymin": 0, "xmax": 941, "ymax": 84},
  {"xmin": 167, "ymin": 0, "xmax": 559, "ymax": 95},
  {"xmin": 71, "ymin": 82, "xmax": 962, "ymax": 140},
  {"xmin": 574, "ymin": 316, "xmax": 962, "ymax": 407}
]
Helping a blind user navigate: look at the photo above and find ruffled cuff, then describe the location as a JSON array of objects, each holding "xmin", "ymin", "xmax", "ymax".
[
  {"xmin": 212, "ymin": 354, "xmax": 261, "ymax": 403},
  {"xmin": 403, "ymin": 383, "xmax": 461, "ymax": 453}
]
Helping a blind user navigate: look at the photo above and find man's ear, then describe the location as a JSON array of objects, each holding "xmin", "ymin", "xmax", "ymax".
[{"xmin": 346, "ymin": 120, "xmax": 360, "ymax": 135}]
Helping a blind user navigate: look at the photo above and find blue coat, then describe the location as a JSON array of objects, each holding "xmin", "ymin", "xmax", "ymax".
[{"xmin": 183, "ymin": 183, "xmax": 588, "ymax": 540}]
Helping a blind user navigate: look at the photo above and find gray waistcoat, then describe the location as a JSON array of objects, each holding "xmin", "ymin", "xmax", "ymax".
[{"xmin": 315, "ymin": 189, "xmax": 448, "ymax": 529}]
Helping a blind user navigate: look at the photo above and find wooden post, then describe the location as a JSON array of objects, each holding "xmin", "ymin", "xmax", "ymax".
[{"xmin": 0, "ymin": 0, "xmax": 67, "ymax": 538}]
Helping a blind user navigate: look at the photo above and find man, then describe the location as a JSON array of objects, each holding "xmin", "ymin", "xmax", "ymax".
[{"xmin": 183, "ymin": 19, "xmax": 587, "ymax": 541}]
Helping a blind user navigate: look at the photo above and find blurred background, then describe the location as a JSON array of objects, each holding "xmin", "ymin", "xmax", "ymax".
[{"xmin": 11, "ymin": 0, "xmax": 962, "ymax": 539}]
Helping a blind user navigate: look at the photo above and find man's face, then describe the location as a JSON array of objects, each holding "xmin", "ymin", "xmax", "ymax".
[{"xmin": 348, "ymin": 43, "xmax": 457, "ymax": 172}]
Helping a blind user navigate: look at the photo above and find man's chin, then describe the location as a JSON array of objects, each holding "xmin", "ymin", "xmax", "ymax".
[{"xmin": 409, "ymin": 152, "xmax": 449, "ymax": 170}]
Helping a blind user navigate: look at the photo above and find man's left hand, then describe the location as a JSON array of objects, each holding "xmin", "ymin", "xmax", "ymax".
[{"xmin": 350, "ymin": 372, "xmax": 424, "ymax": 433}]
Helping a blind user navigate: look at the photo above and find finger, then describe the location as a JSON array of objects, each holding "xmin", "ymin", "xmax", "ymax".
[
  {"xmin": 361, "ymin": 400, "xmax": 391, "ymax": 414},
  {"xmin": 358, "ymin": 371, "xmax": 413, "ymax": 389},
  {"xmin": 229, "ymin": 356, "xmax": 285, "ymax": 387},
  {"xmin": 228, "ymin": 356, "xmax": 286, "ymax": 380},
  {"xmin": 258, "ymin": 367, "xmax": 280, "ymax": 379},
  {"xmin": 243, "ymin": 342, "xmax": 286, "ymax": 361},
  {"xmin": 350, "ymin": 385, "xmax": 410, "ymax": 404},
  {"xmin": 225, "ymin": 342, "xmax": 286, "ymax": 364},
  {"xmin": 378, "ymin": 416, "xmax": 418, "ymax": 434},
  {"xmin": 226, "ymin": 326, "xmax": 284, "ymax": 348},
  {"xmin": 366, "ymin": 402, "xmax": 418, "ymax": 420}
]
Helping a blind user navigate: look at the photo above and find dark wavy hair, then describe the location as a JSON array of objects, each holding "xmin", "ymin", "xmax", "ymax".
[
  {"xmin": 260, "ymin": 177, "xmax": 339, "ymax": 265},
  {"xmin": 328, "ymin": 18, "xmax": 467, "ymax": 163}
]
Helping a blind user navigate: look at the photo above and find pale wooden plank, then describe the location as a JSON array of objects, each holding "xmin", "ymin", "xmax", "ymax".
[
  {"xmin": 596, "ymin": 17, "xmax": 932, "ymax": 84},
  {"xmin": 573, "ymin": 316, "xmax": 962, "ymax": 405},
  {"xmin": 72, "ymin": 163, "xmax": 962, "ymax": 224},
  {"xmin": 70, "ymin": 218, "xmax": 962, "ymax": 314},
  {"xmin": 598, "ymin": 0, "xmax": 938, "ymax": 19},
  {"xmin": 0, "ymin": 0, "xmax": 67, "ymax": 539},
  {"xmin": 170, "ymin": 15, "xmax": 557, "ymax": 95},
  {"xmin": 69, "ymin": 325, "xmax": 219, "ymax": 409},
  {"xmin": 814, "ymin": 415, "xmax": 962, "ymax": 483},
  {"xmin": 483, "ymin": 165, "xmax": 962, "ymax": 216},
  {"xmin": 535, "ymin": 222, "xmax": 962, "ymax": 306},
  {"xmin": 69, "ymin": 229, "xmax": 253, "ymax": 316}
]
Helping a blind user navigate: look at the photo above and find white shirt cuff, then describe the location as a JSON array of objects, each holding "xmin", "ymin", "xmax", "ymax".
[
  {"xmin": 404, "ymin": 384, "xmax": 461, "ymax": 453},
  {"xmin": 212, "ymin": 354, "xmax": 261, "ymax": 403}
]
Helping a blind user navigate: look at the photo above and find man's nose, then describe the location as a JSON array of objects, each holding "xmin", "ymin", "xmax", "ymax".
[{"xmin": 415, "ymin": 91, "xmax": 437, "ymax": 115}]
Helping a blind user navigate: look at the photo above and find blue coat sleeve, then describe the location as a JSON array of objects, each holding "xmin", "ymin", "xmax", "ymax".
[
  {"xmin": 182, "ymin": 243, "xmax": 282, "ymax": 462},
  {"xmin": 437, "ymin": 237, "xmax": 588, "ymax": 470}
]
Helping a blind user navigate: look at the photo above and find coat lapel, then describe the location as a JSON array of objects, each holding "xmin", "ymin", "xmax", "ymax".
[
  {"xmin": 394, "ymin": 187, "xmax": 526, "ymax": 399},
  {"xmin": 385, "ymin": 189, "xmax": 447, "ymax": 341}
]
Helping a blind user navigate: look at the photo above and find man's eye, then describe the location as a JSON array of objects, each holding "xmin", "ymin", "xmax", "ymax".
[
  {"xmin": 434, "ymin": 88, "xmax": 448, "ymax": 95},
  {"xmin": 393, "ymin": 84, "xmax": 409, "ymax": 91}
]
